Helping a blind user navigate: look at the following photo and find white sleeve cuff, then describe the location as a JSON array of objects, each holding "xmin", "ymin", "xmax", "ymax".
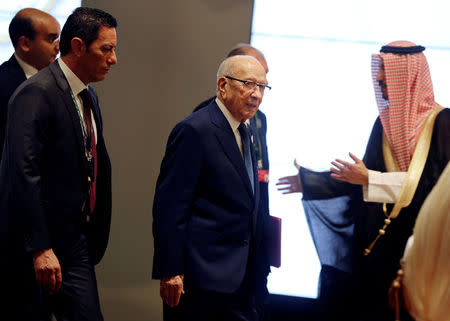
[{"xmin": 363, "ymin": 170, "xmax": 407, "ymax": 203}]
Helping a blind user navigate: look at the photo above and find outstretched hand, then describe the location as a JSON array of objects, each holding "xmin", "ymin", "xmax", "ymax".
[
  {"xmin": 330, "ymin": 152, "xmax": 368, "ymax": 185},
  {"xmin": 276, "ymin": 159, "xmax": 303, "ymax": 194}
]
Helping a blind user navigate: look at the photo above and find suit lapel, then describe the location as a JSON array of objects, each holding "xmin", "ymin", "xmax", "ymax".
[
  {"xmin": 49, "ymin": 62, "xmax": 89, "ymax": 176},
  {"xmin": 87, "ymin": 87, "xmax": 102, "ymax": 132},
  {"xmin": 209, "ymin": 102, "xmax": 254, "ymax": 198}
]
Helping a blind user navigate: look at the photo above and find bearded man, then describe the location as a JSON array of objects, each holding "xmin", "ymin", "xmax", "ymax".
[{"xmin": 277, "ymin": 41, "xmax": 450, "ymax": 321}]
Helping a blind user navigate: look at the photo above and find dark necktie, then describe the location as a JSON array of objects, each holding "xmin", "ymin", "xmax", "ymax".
[
  {"xmin": 79, "ymin": 89, "xmax": 97, "ymax": 214},
  {"xmin": 238, "ymin": 123, "xmax": 254, "ymax": 194}
]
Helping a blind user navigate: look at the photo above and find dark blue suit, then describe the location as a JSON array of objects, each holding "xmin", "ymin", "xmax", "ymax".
[
  {"xmin": 153, "ymin": 101, "xmax": 266, "ymax": 320},
  {"xmin": 193, "ymin": 98, "xmax": 271, "ymax": 287}
]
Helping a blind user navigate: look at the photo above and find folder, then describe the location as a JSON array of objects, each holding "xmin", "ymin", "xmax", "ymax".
[{"xmin": 268, "ymin": 215, "xmax": 281, "ymax": 268}]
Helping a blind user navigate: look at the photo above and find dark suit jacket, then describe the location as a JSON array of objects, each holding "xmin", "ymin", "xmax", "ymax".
[
  {"xmin": 0, "ymin": 55, "xmax": 26, "ymax": 160},
  {"xmin": 0, "ymin": 60, "xmax": 112, "ymax": 266},
  {"xmin": 152, "ymin": 101, "xmax": 265, "ymax": 293},
  {"xmin": 194, "ymin": 97, "xmax": 271, "ymax": 283}
]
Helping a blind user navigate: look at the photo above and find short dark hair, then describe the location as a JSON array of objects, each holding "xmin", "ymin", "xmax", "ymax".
[
  {"xmin": 9, "ymin": 14, "xmax": 36, "ymax": 48},
  {"xmin": 60, "ymin": 7, "xmax": 117, "ymax": 56}
]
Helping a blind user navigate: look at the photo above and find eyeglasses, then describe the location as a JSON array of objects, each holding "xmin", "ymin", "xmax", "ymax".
[{"xmin": 225, "ymin": 76, "xmax": 272, "ymax": 93}]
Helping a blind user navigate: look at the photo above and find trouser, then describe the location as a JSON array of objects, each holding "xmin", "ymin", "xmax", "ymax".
[
  {"xmin": 7, "ymin": 233, "xmax": 103, "ymax": 321},
  {"xmin": 163, "ymin": 287, "xmax": 259, "ymax": 321},
  {"xmin": 163, "ymin": 246, "xmax": 265, "ymax": 321}
]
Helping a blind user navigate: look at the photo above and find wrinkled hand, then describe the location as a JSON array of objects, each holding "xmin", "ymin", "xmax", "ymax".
[
  {"xmin": 33, "ymin": 248, "xmax": 62, "ymax": 295},
  {"xmin": 330, "ymin": 152, "xmax": 368, "ymax": 185},
  {"xmin": 160, "ymin": 275, "xmax": 184, "ymax": 307}
]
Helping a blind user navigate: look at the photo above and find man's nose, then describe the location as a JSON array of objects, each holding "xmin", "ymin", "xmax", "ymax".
[
  {"xmin": 251, "ymin": 86, "xmax": 264, "ymax": 99},
  {"xmin": 108, "ymin": 49, "xmax": 118, "ymax": 65}
]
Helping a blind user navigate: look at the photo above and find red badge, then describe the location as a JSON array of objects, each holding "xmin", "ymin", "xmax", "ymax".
[{"xmin": 258, "ymin": 169, "xmax": 269, "ymax": 183}]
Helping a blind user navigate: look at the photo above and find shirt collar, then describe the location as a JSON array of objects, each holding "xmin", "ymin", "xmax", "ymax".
[
  {"xmin": 58, "ymin": 58, "xmax": 87, "ymax": 96},
  {"xmin": 14, "ymin": 53, "xmax": 38, "ymax": 79},
  {"xmin": 215, "ymin": 97, "xmax": 243, "ymax": 131}
]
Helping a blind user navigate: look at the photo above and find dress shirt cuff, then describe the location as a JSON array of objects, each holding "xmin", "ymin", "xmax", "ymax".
[{"xmin": 363, "ymin": 170, "xmax": 406, "ymax": 203}]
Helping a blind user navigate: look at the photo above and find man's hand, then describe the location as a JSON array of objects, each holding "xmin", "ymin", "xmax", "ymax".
[
  {"xmin": 330, "ymin": 152, "xmax": 368, "ymax": 185},
  {"xmin": 276, "ymin": 159, "xmax": 303, "ymax": 194},
  {"xmin": 33, "ymin": 248, "xmax": 62, "ymax": 295},
  {"xmin": 276, "ymin": 175, "xmax": 303, "ymax": 194},
  {"xmin": 160, "ymin": 275, "xmax": 184, "ymax": 307}
]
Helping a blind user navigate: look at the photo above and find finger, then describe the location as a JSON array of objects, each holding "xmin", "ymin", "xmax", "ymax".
[
  {"xmin": 168, "ymin": 285, "xmax": 179, "ymax": 307},
  {"xmin": 166, "ymin": 285, "xmax": 174, "ymax": 307},
  {"xmin": 334, "ymin": 158, "xmax": 352, "ymax": 167},
  {"xmin": 330, "ymin": 167, "xmax": 341, "ymax": 175},
  {"xmin": 48, "ymin": 269, "xmax": 56, "ymax": 294},
  {"xmin": 160, "ymin": 284, "xmax": 168, "ymax": 302},
  {"xmin": 35, "ymin": 269, "xmax": 43, "ymax": 290},
  {"xmin": 330, "ymin": 173, "xmax": 347, "ymax": 182},
  {"xmin": 277, "ymin": 186, "xmax": 292, "ymax": 191},
  {"xmin": 174, "ymin": 288, "xmax": 182, "ymax": 306},
  {"xmin": 294, "ymin": 159, "xmax": 300, "ymax": 170},
  {"xmin": 55, "ymin": 267, "xmax": 62, "ymax": 292},
  {"xmin": 349, "ymin": 152, "xmax": 361, "ymax": 163},
  {"xmin": 331, "ymin": 161, "xmax": 345, "ymax": 171},
  {"xmin": 42, "ymin": 270, "xmax": 50, "ymax": 293}
]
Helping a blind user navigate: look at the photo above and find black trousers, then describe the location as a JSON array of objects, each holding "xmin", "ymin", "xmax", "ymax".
[
  {"xmin": 163, "ymin": 287, "xmax": 259, "ymax": 321},
  {"xmin": 7, "ymin": 232, "xmax": 103, "ymax": 321},
  {"xmin": 163, "ymin": 247, "xmax": 267, "ymax": 321}
]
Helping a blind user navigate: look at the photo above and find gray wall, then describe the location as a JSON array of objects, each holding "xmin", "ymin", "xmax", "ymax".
[{"xmin": 82, "ymin": 1, "xmax": 254, "ymax": 320}]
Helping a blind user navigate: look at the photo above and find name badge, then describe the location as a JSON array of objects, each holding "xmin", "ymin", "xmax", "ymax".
[{"xmin": 258, "ymin": 169, "xmax": 269, "ymax": 183}]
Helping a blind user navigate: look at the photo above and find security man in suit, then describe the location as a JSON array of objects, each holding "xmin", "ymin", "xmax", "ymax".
[
  {"xmin": 0, "ymin": 8, "xmax": 60, "ymax": 160},
  {"xmin": 0, "ymin": 7, "xmax": 117, "ymax": 321},
  {"xmin": 153, "ymin": 55, "xmax": 271, "ymax": 321}
]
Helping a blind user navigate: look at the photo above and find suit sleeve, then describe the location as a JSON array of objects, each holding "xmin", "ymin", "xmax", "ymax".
[
  {"xmin": 434, "ymin": 108, "xmax": 450, "ymax": 166},
  {"xmin": 300, "ymin": 118, "xmax": 383, "ymax": 200},
  {"xmin": 152, "ymin": 122, "xmax": 203, "ymax": 279},
  {"xmin": 6, "ymin": 84, "xmax": 52, "ymax": 253}
]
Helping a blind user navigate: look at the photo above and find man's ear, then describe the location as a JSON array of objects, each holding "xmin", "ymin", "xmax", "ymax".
[
  {"xmin": 17, "ymin": 36, "xmax": 32, "ymax": 53},
  {"xmin": 70, "ymin": 37, "xmax": 86, "ymax": 57},
  {"xmin": 217, "ymin": 77, "xmax": 227, "ymax": 99}
]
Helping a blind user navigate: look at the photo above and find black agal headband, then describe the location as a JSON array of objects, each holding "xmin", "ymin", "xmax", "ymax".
[{"xmin": 380, "ymin": 45, "xmax": 425, "ymax": 54}]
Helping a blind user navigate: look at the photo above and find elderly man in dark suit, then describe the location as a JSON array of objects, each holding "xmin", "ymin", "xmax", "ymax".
[
  {"xmin": 153, "ymin": 55, "xmax": 271, "ymax": 321},
  {"xmin": 190, "ymin": 44, "xmax": 272, "ymax": 321},
  {"xmin": 0, "ymin": 7, "xmax": 117, "ymax": 321},
  {"xmin": 0, "ymin": 8, "xmax": 60, "ymax": 160}
]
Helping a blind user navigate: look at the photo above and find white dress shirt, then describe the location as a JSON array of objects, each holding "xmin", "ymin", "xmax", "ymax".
[
  {"xmin": 363, "ymin": 170, "xmax": 406, "ymax": 203},
  {"xmin": 14, "ymin": 53, "xmax": 38, "ymax": 79},
  {"xmin": 215, "ymin": 97, "xmax": 247, "ymax": 157},
  {"xmin": 58, "ymin": 58, "xmax": 97, "ymax": 143}
]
